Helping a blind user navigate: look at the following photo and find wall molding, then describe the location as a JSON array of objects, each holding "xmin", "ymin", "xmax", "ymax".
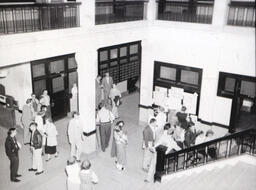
[{"xmin": 83, "ymin": 130, "xmax": 96, "ymax": 137}]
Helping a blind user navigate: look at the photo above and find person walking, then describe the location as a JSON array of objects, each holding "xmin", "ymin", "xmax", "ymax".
[
  {"xmin": 79, "ymin": 159, "xmax": 98, "ymax": 190},
  {"xmin": 96, "ymin": 102, "xmax": 115, "ymax": 152},
  {"xmin": 29, "ymin": 122, "xmax": 44, "ymax": 175},
  {"xmin": 95, "ymin": 75, "xmax": 102, "ymax": 110},
  {"xmin": 102, "ymin": 72, "xmax": 113, "ymax": 101},
  {"xmin": 5, "ymin": 128, "xmax": 22, "ymax": 182},
  {"xmin": 114, "ymin": 121, "xmax": 128, "ymax": 171},
  {"xmin": 68, "ymin": 112, "xmax": 84, "ymax": 162},
  {"xmin": 21, "ymin": 98, "xmax": 33, "ymax": 145},
  {"xmin": 39, "ymin": 89, "xmax": 51, "ymax": 119},
  {"xmin": 45, "ymin": 118, "xmax": 58, "ymax": 161},
  {"xmin": 109, "ymin": 84, "xmax": 122, "ymax": 119}
]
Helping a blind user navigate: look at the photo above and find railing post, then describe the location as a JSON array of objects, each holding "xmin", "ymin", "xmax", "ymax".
[{"xmin": 154, "ymin": 145, "xmax": 167, "ymax": 182}]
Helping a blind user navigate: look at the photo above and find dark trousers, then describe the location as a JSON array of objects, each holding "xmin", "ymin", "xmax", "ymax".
[
  {"xmin": 99, "ymin": 123, "xmax": 111, "ymax": 152},
  {"xmin": 9, "ymin": 156, "xmax": 19, "ymax": 180}
]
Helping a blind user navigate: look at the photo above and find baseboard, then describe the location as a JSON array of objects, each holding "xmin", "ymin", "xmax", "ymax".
[
  {"xmin": 198, "ymin": 118, "xmax": 229, "ymax": 129},
  {"xmin": 83, "ymin": 130, "xmax": 96, "ymax": 137}
]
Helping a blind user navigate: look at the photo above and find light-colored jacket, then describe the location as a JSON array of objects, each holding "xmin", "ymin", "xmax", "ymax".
[
  {"xmin": 46, "ymin": 122, "xmax": 58, "ymax": 146},
  {"xmin": 68, "ymin": 118, "xmax": 83, "ymax": 144}
]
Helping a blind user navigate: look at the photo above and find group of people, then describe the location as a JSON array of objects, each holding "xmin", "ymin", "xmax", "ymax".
[
  {"xmin": 96, "ymin": 72, "xmax": 122, "ymax": 119},
  {"xmin": 142, "ymin": 105, "xmax": 216, "ymax": 183},
  {"xmin": 5, "ymin": 90, "xmax": 58, "ymax": 182}
]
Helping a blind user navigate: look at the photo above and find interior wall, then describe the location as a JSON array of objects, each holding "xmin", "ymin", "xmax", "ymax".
[
  {"xmin": 0, "ymin": 63, "xmax": 32, "ymax": 110},
  {"xmin": 139, "ymin": 23, "xmax": 255, "ymax": 126}
]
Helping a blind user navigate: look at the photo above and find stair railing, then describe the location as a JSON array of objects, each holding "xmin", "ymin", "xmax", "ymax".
[{"xmin": 154, "ymin": 128, "xmax": 256, "ymax": 182}]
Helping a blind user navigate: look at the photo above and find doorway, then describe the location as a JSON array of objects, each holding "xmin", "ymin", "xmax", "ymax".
[
  {"xmin": 230, "ymin": 79, "xmax": 256, "ymax": 132},
  {"xmin": 31, "ymin": 54, "xmax": 78, "ymax": 121}
]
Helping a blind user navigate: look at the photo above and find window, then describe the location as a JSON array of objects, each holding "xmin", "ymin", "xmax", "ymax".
[
  {"xmin": 160, "ymin": 66, "xmax": 176, "ymax": 81},
  {"xmin": 224, "ymin": 77, "xmax": 236, "ymax": 93},
  {"xmin": 154, "ymin": 61, "xmax": 202, "ymax": 93},
  {"xmin": 240, "ymin": 80, "xmax": 256, "ymax": 98},
  {"xmin": 98, "ymin": 41, "xmax": 141, "ymax": 83},
  {"xmin": 180, "ymin": 70, "xmax": 199, "ymax": 86}
]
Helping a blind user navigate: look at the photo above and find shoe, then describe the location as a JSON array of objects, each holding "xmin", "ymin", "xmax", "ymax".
[
  {"xmin": 35, "ymin": 171, "xmax": 44, "ymax": 175},
  {"xmin": 28, "ymin": 168, "xmax": 37, "ymax": 172},
  {"xmin": 11, "ymin": 179, "xmax": 20, "ymax": 182},
  {"xmin": 76, "ymin": 160, "xmax": 81, "ymax": 163},
  {"xmin": 46, "ymin": 158, "xmax": 51, "ymax": 162},
  {"xmin": 15, "ymin": 174, "xmax": 22, "ymax": 177},
  {"xmin": 144, "ymin": 179, "xmax": 150, "ymax": 183},
  {"xmin": 121, "ymin": 166, "xmax": 126, "ymax": 171}
]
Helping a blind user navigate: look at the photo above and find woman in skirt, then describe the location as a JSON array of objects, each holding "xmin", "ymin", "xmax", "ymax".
[
  {"xmin": 45, "ymin": 118, "xmax": 58, "ymax": 161},
  {"xmin": 114, "ymin": 121, "xmax": 128, "ymax": 170}
]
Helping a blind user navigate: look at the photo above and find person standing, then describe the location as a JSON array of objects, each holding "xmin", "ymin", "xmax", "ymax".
[
  {"xmin": 95, "ymin": 75, "xmax": 102, "ymax": 110},
  {"xmin": 79, "ymin": 160, "xmax": 98, "ymax": 190},
  {"xmin": 68, "ymin": 112, "xmax": 84, "ymax": 162},
  {"xmin": 45, "ymin": 118, "xmax": 58, "ymax": 161},
  {"xmin": 40, "ymin": 89, "xmax": 51, "ymax": 119},
  {"xmin": 66, "ymin": 157, "xmax": 81, "ymax": 190},
  {"xmin": 29, "ymin": 122, "xmax": 44, "ymax": 175},
  {"xmin": 114, "ymin": 121, "xmax": 128, "ymax": 171},
  {"xmin": 5, "ymin": 128, "xmax": 22, "ymax": 182},
  {"xmin": 70, "ymin": 83, "xmax": 78, "ymax": 113},
  {"xmin": 109, "ymin": 84, "xmax": 122, "ymax": 119},
  {"xmin": 31, "ymin": 93, "xmax": 40, "ymax": 117},
  {"xmin": 96, "ymin": 102, "xmax": 115, "ymax": 152},
  {"xmin": 102, "ymin": 72, "xmax": 113, "ymax": 101},
  {"xmin": 35, "ymin": 111, "xmax": 46, "ymax": 155},
  {"xmin": 21, "ymin": 98, "xmax": 33, "ymax": 145},
  {"xmin": 142, "ymin": 118, "xmax": 157, "ymax": 172},
  {"xmin": 176, "ymin": 106, "xmax": 188, "ymax": 130}
]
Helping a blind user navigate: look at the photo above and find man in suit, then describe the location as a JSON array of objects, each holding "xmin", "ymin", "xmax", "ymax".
[
  {"xmin": 102, "ymin": 72, "xmax": 113, "ymax": 101},
  {"xmin": 29, "ymin": 122, "xmax": 44, "ymax": 175},
  {"xmin": 67, "ymin": 112, "xmax": 84, "ymax": 162},
  {"xmin": 21, "ymin": 98, "xmax": 33, "ymax": 145},
  {"xmin": 142, "ymin": 118, "xmax": 157, "ymax": 172},
  {"xmin": 5, "ymin": 127, "xmax": 22, "ymax": 182}
]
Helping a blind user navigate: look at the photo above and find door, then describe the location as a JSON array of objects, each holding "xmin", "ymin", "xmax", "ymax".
[
  {"xmin": 32, "ymin": 54, "xmax": 77, "ymax": 121},
  {"xmin": 48, "ymin": 58, "xmax": 68, "ymax": 120}
]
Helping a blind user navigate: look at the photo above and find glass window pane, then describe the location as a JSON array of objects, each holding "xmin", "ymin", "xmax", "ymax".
[
  {"xmin": 130, "ymin": 44, "xmax": 138, "ymax": 54},
  {"xmin": 240, "ymin": 81, "xmax": 256, "ymax": 98},
  {"xmin": 52, "ymin": 77, "xmax": 64, "ymax": 93},
  {"xmin": 32, "ymin": 63, "xmax": 45, "ymax": 78},
  {"xmin": 100, "ymin": 63, "xmax": 108, "ymax": 69},
  {"xmin": 100, "ymin": 50, "xmax": 108, "ymax": 62},
  {"xmin": 110, "ymin": 49, "xmax": 118, "ymax": 59},
  {"xmin": 120, "ymin": 47, "xmax": 127, "ymax": 57},
  {"xmin": 68, "ymin": 57, "xmax": 77, "ymax": 69},
  {"xmin": 160, "ymin": 66, "xmax": 176, "ymax": 81},
  {"xmin": 224, "ymin": 77, "xmax": 236, "ymax": 92},
  {"xmin": 34, "ymin": 79, "xmax": 46, "ymax": 97},
  {"xmin": 120, "ymin": 58, "xmax": 128, "ymax": 64},
  {"xmin": 130, "ymin": 55, "xmax": 139, "ymax": 61},
  {"xmin": 180, "ymin": 70, "xmax": 199, "ymax": 85},
  {"xmin": 69, "ymin": 72, "xmax": 78, "ymax": 93},
  {"xmin": 110, "ymin": 61, "xmax": 118, "ymax": 67},
  {"xmin": 49, "ymin": 59, "xmax": 65, "ymax": 73}
]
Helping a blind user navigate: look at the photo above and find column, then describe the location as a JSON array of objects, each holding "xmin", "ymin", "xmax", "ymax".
[{"xmin": 212, "ymin": 0, "xmax": 230, "ymax": 27}]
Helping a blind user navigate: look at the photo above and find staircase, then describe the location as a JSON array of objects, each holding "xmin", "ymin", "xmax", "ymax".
[{"xmin": 142, "ymin": 154, "xmax": 256, "ymax": 190}]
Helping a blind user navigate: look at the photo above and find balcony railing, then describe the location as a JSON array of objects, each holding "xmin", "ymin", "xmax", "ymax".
[
  {"xmin": 157, "ymin": 0, "xmax": 214, "ymax": 24},
  {"xmin": 227, "ymin": 1, "xmax": 255, "ymax": 27},
  {"xmin": 154, "ymin": 128, "xmax": 256, "ymax": 182},
  {"xmin": 95, "ymin": 0, "xmax": 148, "ymax": 25},
  {"xmin": 0, "ymin": 2, "xmax": 81, "ymax": 35}
]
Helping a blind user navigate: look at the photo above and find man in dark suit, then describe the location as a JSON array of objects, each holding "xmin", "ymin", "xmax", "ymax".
[
  {"xmin": 142, "ymin": 118, "xmax": 157, "ymax": 172},
  {"xmin": 29, "ymin": 122, "xmax": 44, "ymax": 175},
  {"xmin": 5, "ymin": 128, "xmax": 22, "ymax": 182}
]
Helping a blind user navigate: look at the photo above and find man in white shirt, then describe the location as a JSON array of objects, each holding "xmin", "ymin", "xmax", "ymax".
[
  {"xmin": 145, "ymin": 123, "xmax": 181, "ymax": 183},
  {"xmin": 68, "ymin": 112, "xmax": 84, "ymax": 162},
  {"xmin": 102, "ymin": 72, "xmax": 113, "ymax": 101},
  {"xmin": 96, "ymin": 102, "xmax": 115, "ymax": 152},
  {"xmin": 65, "ymin": 157, "xmax": 80, "ymax": 190}
]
